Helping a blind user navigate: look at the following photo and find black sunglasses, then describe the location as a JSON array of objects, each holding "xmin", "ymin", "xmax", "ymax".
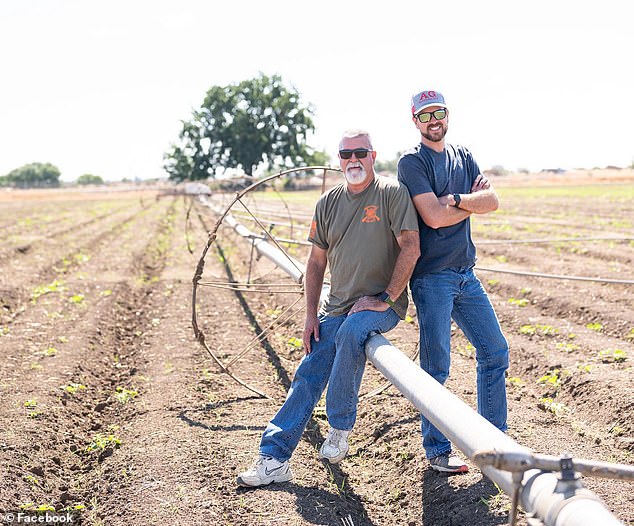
[
  {"xmin": 415, "ymin": 108, "xmax": 447, "ymax": 123},
  {"xmin": 339, "ymin": 148, "xmax": 373, "ymax": 159}
]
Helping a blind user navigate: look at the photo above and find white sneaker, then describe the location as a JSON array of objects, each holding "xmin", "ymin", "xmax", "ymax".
[
  {"xmin": 319, "ymin": 428, "xmax": 350, "ymax": 464},
  {"xmin": 236, "ymin": 455, "xmax": 293, "ymax": 487}
]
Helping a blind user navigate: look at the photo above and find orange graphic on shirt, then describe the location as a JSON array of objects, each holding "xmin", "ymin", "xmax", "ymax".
[
  {"xmin": 309, "ymin": 220, "xmax": 317, "ymax": 238},
  {"xmin": 361, "ymin": 205, "xmax": 380, "ymax": 223}
]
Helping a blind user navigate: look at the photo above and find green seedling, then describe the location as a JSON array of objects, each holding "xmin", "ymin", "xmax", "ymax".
[
  {"xmin": 608, "ymin": 424, "xmax": 625, "ymax": 436},
  {"xmin": 42, "ymin": 346, "xmax": 58, "ymax": 357},
  {"xmin": 99, "ymin": 289, "xmax": 113, "ymax": 297},
  {"xmin": 577, "ymin": 364, "xmax": 593, "ymax": 373},
  {"xmin": 520, "ymin": 324, "xmax": 559, "ymax": 336},
  {"xmin": 69, "ymin": 294, "xmax": 85, "ymax": 304},
  {"xmin": 598, "ymin": 349, "xmax": 627, "ymax": 363},
  {"xmin": 404, "ymin": 314, "xmax": 415, "ymax": 324},
  {"xmin": 537, "ymin": 369, "xmax": 563, "ymax": 388},
  {"xmin": 556, "ymin": 342, "xmax": 579, "ymax": 353},
  {"xmin": 24, "ymin": 399, "xmax": 37, "ymax": 409},
  {"xmin": 114, "ymin": 387, "xmax": 139, "ymax": 404},
  {"xmin": 626, "ymin": 328, "xmax": 634, "ymax": 339},
  {"xmin": 24, "ymin": 475, "xmax": 40, "ymax": 486},
  {"xmin": 539, "ymin": 397, "xmax": 568, "ymax": 416},
  {"xmin": 0, "ymin": 327, "xmax": 8, "ymax": 336},
  {"xmin": 73, "ymin": 252, "xmax": 90, "ymax": 264},
  {"xmin": 495, "ymin": 255, "xmax": 508, "ymax": 263},
  {"xmin": 507, "ymin": 376, "xmax": 525, "ymax": 387},
  {"xmin": 520, "ymin": 287, "xmax": 532, "ymax": 295},
  {"xmin": 31, "ymin": 279, "xmax": 64, "ymax": 302},
  {"xmin": 62, "ymin": 383, "xmax": 86, "ymax": 394},
  {"xmin": 586, "ymin": 322, "xmax": 603, "ymax": 332},
  {"xmin": 508, "ymin": 297, "xmax": 529, "ymax": 307},
  {"xmin": 287, "ymin": 337, "xmax": 302, "ymax": 349},
  {"xmin": 265, "ymin": 308, "xmax": 282, "ymax": 318},
  {"xmin": 19, "ymin": 503, "xmax": 56, "ymax": 512},
  {"xmin": 487, "ymin": 279, "xmax": 500, "ymax": 286},
  {"xmin": 85, "ymin": 433, "xmax": 121, "ymax": 453},
  {"xmin": 58, "ymin": 336, "xmax": 69, "ymax": 343}
]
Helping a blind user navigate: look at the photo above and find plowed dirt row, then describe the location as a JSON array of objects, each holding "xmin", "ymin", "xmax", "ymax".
[{"xmin": 0, "ymin": 183, "xmax": 632, "ymax": 526}]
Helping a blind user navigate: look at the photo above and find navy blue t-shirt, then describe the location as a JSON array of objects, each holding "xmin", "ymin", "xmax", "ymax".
[{"xmin": 397, "ymin": 143, "xmax": 480, "ymax": 277}]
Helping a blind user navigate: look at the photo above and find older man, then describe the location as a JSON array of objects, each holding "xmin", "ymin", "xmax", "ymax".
[
  {"xmin": 237, "ymin": 129, "xmax": 419, "ymax": 487},
  {"xmin": 397, "ymin": 90, "xmax": 509, "ymax": 473}
]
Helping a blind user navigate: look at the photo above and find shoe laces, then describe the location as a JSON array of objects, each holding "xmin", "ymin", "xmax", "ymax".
[{"xmin": 328, "ymin": 428, "xmax": 347, "ymax": 444}]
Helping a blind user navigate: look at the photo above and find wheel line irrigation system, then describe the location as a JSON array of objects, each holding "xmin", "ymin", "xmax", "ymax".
[{"xmin": 190, "ymin": 171, "xmax": 633, "ymax": 526}]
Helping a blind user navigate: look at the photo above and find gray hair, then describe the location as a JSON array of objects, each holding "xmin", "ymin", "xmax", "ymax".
[{"xmin": 339, "ymin": 129, "xmax": 373, "ymax": 150}]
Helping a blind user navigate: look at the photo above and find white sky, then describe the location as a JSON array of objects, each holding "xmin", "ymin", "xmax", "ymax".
[{"xmin": 1, "ymin": 0, "xmax": 632, "ymax": 182}]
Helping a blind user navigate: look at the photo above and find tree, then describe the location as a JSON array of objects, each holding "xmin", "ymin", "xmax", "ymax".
[
  {"xmin": 77, "ymin": 174, "xmax": 104, "ymax": 185},
  {"xmin": 164, "ymin": 73, "xmax": 322, "ymax": 181},
  {"xmin": 4, "ymin": 162, "xmax": 61, "ymax": 188}
]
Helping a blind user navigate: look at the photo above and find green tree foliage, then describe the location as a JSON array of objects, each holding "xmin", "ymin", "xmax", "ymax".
[
  {"xmin": 164, "ymin": 73, "xmax": 323, "ymax": 181},
  {"xmin": 2, "ymin": 162, "xmax": 61, "ymax": 188},
  {"xmin": 77, "ymin": 174, "xmax": 104, "ymax": 185}
]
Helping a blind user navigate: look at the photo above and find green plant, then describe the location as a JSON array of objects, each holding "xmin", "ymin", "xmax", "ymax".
[
  {"xmin": 577, "ymin": 363, "xmax": 593, "ymax": 373},
  {"xmin": 539, "ymin": 397, "xmax": 568, "ymax": 416},
  {"xmin": 598, "ymin": 349, "xmax": 627, "ymax": 363},
  {"xmin": 556, "ymin": 342, "xmax": 579, "ymax": 353},
  {"xmin": 537, "ymin": 369, "xmax": 566, "ymax": 388},
  {"xmin": 69, "ymin": 294, "xmax": 85, "ymax": 304},
  {"xmin": 507, "ymin": 376, "xmax": 525, "ymax": 387},
  {"xmin": 31, "ymin": 279, "xmax": 64, "ymax": 302},
  {"xmin": 586, "ymin": 322, "xmax": 603, "ymax": 332},
  {"xmin": 42, "ymin": 346, "xmax": 58, "ymax": 357},
  {"xmin": 62, "ymin": 383, "xmax": 86, "ymax": 394},
  {"xmin": 85, "ymin": 433, "xmax": 121, "ymax": 453},
  {"xmin": 508, "ymin": 297, "xmax": 529, "ymax": 307},
  {"xmin": 114, "ymin": 387, "xmax": 139, "ymax": 404},
  {"xmin": 287, "ymin": 337, "xmax": 302, "ymax": 349}
]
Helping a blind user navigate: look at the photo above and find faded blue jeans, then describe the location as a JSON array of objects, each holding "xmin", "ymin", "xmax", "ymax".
[
  {"xmin": 411, "ymin": 266, "xmax": 509, "ymax": 459},
  {"xmin": 259, "ymin": 308, "xmax": 400, "ymax": 462}
]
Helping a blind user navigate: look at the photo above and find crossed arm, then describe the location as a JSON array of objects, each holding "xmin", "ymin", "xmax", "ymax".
[{"xmin": 413, "ymin": 174, "xmax": 499, "ymax": 229}]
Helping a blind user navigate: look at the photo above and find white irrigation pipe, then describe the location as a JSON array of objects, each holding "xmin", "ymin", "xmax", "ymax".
[
  {"xmin": 197, "ymin": 195, "xmax": 626, "ymax": 526},
  {"xmin": 365, "ymin": 335, "xmax": 624, "ymax": 526},
  {"xmin": 476, "ymin": 266, "xmax": 634, "ymax": 285}
]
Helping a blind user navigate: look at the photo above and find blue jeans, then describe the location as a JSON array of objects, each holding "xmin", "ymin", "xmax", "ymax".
[
  {"xmin": 259, "ymin": 308, "xmax": 400, "ymax": 462},
  {"xmin": 410, "ymin": 266, "xmax": 509, "ymax": 459}
]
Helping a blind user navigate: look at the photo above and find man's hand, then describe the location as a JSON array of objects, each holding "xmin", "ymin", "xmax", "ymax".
[
  {"xmin": 302, "ymin": 313, "xmax": 320, "ymax": 355},
  {"xmin": 471, "ymin": 174, "xmax": 490, "ymax": 192},
  {"xmin": 348, "ymin": 295, "xmax": 390, "ymax": 316}
]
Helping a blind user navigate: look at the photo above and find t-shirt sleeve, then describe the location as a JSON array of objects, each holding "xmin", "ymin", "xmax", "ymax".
[
  {"xmin": 387, "ymin": 183, "xmax": 420, "ymax": 238},
  {"xmin": 307, "ymin": 199, "xmax": 328, "ymax": 249},
  {"xmin": 462, "ymin": 146, "xmax": 482, "ymax": 185},
  {"xmin": 397, "ymin": 154, "xmax": 434, "ymax": 197}
]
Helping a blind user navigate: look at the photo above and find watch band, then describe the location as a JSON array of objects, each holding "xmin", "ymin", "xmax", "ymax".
[
  {"xmin": 378, "ymin": 291, "xmax": 396, "ymax": 307},
  {"xmin": 453, "ymin": 193, "xmax": 462, "ymax": 208}
]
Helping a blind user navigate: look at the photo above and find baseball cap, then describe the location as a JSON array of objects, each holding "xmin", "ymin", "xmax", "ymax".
[{"xmin": 411, "ymin": 90, "xmax": 447, "ymax": 115}]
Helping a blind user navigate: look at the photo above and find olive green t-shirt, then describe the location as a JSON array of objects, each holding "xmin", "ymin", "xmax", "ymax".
[{"xmin": 308, "ymin": 175, "xmax": 419, "ymax": 318}]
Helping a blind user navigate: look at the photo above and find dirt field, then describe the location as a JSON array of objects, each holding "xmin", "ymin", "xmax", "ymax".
[{"xmin": 0, "ymin": 175, "xmax": 632, "ymax": 526}]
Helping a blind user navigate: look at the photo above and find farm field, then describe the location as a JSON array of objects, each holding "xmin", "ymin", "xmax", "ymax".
[{"xmin": 0, "ymin": 178, "xmax": 632, "ymax": 526}]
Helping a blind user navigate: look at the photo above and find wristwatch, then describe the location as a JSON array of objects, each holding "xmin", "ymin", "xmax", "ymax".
[
  {"xmin": 377, "ymin": 291, "xmax": 396, "ymax": 307},
  {"xmin": 453, "ymin": 193, "xmax": 462, "ymax": 208}
]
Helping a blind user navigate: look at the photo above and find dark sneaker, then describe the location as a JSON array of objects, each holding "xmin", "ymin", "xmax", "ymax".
[
  {"xmin": 319, "ymin": 428, "xmax": 350, "ymax": 464},
  {"xmin": 236, "ymin": 455, "xmax": 293, "ymax": 487},
  {"xmin": 429, "ymin": 453, "xmax": 469, "ymax": 473}
]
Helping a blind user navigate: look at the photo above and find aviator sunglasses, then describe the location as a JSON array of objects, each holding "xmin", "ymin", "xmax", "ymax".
[
  {"xmin": 415, "ymin": 108, "xmax": 447, "ymax": 123},
  {"xmin": 339, "ymin": 148, "xmax": 373, "ymax": 159}
]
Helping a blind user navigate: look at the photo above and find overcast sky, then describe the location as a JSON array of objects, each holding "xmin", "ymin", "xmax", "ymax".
[{"xmin": 1, "ymin": 0, "xmax": 632, "ymax": 182}]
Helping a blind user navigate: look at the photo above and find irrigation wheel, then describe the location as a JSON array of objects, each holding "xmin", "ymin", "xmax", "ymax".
[{"xmin": 189, "ymin": 166, "xmax": 419, "ymax": 401}]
